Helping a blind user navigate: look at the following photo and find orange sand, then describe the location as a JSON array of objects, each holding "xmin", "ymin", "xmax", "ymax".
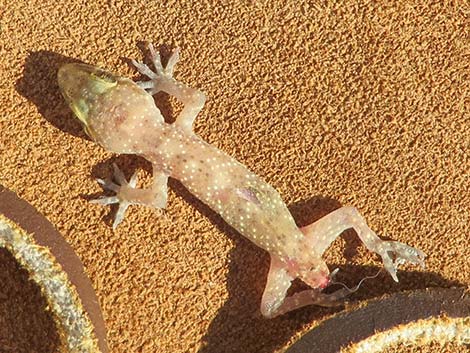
[{"xmin": 0, "ymin": 1, "xmax": 468, "ymax": 352}]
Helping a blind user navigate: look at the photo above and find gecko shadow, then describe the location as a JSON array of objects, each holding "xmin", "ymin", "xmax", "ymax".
[
  {"xmin": 90, "ymin": 158, "xmax": 461, "ymax": 353},
  {"xmin": 15, "ymin": 50, "xmax": 88, "ymax": 139},
  {"xmin": 0, "ymin": 248, "xmax": 60, "ymax": 353}
]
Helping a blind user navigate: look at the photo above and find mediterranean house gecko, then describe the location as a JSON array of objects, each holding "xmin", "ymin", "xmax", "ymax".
[{"xmin": 57, "ymin": 44, "xmax": 425, "ymax": 318}]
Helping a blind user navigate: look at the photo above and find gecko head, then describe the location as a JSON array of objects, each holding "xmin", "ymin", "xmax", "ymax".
[
  {"xmin": 299, "ymin": 260, "xmax": 330, "ymax": 289},
  {"xmin": 58, "ymin": 63, "xmax": 119, "ymax": 136},
  {"xmin": 285, "ymin": 256, "xmax": 330, "ymax": 289}
]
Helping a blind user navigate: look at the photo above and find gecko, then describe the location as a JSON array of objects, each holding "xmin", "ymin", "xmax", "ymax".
[{"xmin": 57, "ymin": 43, "xmax": 425, "ymax": 318}]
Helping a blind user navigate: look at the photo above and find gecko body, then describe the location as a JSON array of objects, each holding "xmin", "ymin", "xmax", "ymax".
[{"xmin": 58, "ymin": 44, "xmax": 425, "ymax": 318}]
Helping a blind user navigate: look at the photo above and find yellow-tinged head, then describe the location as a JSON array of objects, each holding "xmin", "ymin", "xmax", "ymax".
[{"xmin": 57, "ymin": 63, "xmax": 118, "ymax": 137}]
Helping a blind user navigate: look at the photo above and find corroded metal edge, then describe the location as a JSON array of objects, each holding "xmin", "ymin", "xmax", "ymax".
[
  {"xmin": 286, "ymin": 287, "xmax": 470, "ymax": 353},
  {"xmin": 0, "ymin": 185, "xmax": 108, "ymax": 353}
]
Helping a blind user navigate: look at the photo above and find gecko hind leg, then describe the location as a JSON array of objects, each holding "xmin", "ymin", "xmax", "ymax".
[
  {"xmin": 260, "ymin": 255, "xmax": 350, "ymax": 318},
  {"xmin": 91, "ymin": 163, "xmax": 168, "ymax": 229},
  {"xmin": 132, "ymin": 43, "xmax": 206, "ymax": 134},
  {"xmin": 300, "ymin": 206, "xmax": 426, "ymax": 282}
]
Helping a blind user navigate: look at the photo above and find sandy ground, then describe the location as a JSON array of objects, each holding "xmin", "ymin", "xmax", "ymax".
[{"xmin": 0, "ymin": 1, "xmax": 468, "ymax": 352}]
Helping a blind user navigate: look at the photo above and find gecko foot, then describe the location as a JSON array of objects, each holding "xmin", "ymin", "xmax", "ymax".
[
  {"xmin": 132, "ymin": 43, "xmax": 179, "ymax": 92},
  {"xmin": 91, "ymin": 163, "xmax": 139, "ymax": 229},
  {"xmin": 377, "ymin": 241, "xmax": 426, "ymax": 282}
]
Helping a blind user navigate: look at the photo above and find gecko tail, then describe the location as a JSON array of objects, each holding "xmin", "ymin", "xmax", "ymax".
[{"xmin": 328, "ymin": 268, "xmax": 383, "ymax": 294}]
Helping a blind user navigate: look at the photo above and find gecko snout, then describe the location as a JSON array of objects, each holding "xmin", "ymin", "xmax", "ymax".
[
  {"xmin": 318, "ymin": 274, "xmax": 330, "ymax": 289},
  {"xmin": 58, "ymin": 63, "xmax": 118, "ymax": 130},
  {"xmin": 297, "ymin": 260, "xmax": 331, "ymax": 290}
]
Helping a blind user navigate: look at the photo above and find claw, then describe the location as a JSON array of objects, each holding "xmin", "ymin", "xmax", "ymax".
[
  {"xmin": 136, "ymin": 81, "xmax": 154, "ymax": 90},
  {"xmin": 112, "ymin": 163, "xmax": 127, "ymax": 184},
  {"xmin": 165, "ymin": 48, "xmax": 180, "ymax": 76},
  {"xmin": 96, "ymin": 178, "xmax": 119, "ymax": 192},
  {"xmin": 113, "ymin": 201, "xmax": 130, "ymax": 229},
  {"xmin": 379, "ymin": 241, "xmax": 426, "ymax": 282},
  {"xmin": 391, "ymin": 242, "xmax": 426, "ymax": 267},
  {"xmin": 131, "ymin": 59, "xmax": 157, "ymax": 79},
  {"xmin": 90, "ymin": 196, "xmax": 119, "ymax": 205},
  {"xmin": 148, "ymin": 43, "xmax": 164, "ymax": 74},
  {"xmin": 92, "ymin": 164, "xmax": 140, "ymax": 229},
  {"xmin": 132, "ymin": 43, "xmax": 179, "ymax": 83},
  {"xmin": 382, "ymin": 253, "xmax": 399, "ymax": 282},
  {"xmin": 129, "ymin": 171, "xmax": 138, "ymax": 187}
]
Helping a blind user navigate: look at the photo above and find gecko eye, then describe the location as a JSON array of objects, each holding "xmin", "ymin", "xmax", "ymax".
[
  {"xmin": 309, "ymin": 264, "xmax": 322, "ymax": 272},
  {"xmin": 90, "ymin": 69, "xmax": 118, "ymax": 85},
  {"xmin": 58, "ymin": 63, "xmax": 120, "ymax": 139},
  {"xmin": 300, "ymin": 261, "xmax": 330, "ymax": 289}
]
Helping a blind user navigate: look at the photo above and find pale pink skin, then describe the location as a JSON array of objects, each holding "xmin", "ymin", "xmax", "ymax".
[{"xmin": 58, "ymin": 44, "xmax": 425, "ymax": 318}]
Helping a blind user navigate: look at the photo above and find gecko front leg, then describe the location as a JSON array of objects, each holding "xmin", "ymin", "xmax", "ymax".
[
  {"xmin": 92, "ymin": 163, "xmax": 168, "ymax": 229},
  {"xmin": 132, "ymin": 43, "xmax": 206, "ymax": 134}
]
